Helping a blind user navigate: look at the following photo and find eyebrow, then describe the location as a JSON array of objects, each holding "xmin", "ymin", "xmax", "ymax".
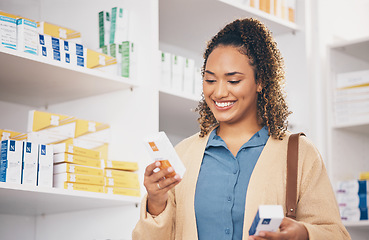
[{"xmin": 204, "ymin": 70, "xmax": 244, "ymax": 76}]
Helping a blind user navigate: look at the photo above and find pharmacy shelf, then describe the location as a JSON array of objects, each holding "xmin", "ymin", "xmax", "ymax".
[
  {"xmin": 159, "ymin": 0, "xmax": 298, "ymax": 56},
  {"xmin": 0, "ymin": 182, "xmax": 140, "ymax": 216},
  {"xmin": 0, "ymin": 48, "xmax": 138, "ymax": 108},
  {"xmin": 330, "ymin": 36, "xmax": 369, "ymax": 63},
  {"xmin": 344, "ymin": 220, "xmax": 369, "ymax": 230}
]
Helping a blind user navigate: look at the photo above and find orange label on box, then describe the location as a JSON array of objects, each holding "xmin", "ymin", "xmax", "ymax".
[{"xmin": 149, "ymin": 142, "xmax": 159, "ymax": 152}]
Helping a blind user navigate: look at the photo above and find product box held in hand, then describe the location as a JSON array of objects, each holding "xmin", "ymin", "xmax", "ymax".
[
  {"xmin": 249, "ymin": 205, "xmax": 284, "ymax": 236},
  {"xmin": 143, "ymin": 131, "xmax": 186, "ymax": 178}
]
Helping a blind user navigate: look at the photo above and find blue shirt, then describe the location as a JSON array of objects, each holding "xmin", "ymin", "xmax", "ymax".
[{"xmin": 194, "ymin": 126, "xmax": 269, "ymax": 240}]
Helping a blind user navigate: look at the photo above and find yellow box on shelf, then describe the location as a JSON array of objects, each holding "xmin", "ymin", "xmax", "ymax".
[
  {"xmin": 93, "ymin": 143, "xmax": 109, "ymax": 161},
  {"xmin": 28, "ymin": 110, "xmax": 76, "ymax": 137},
  {"xmin": 54, "ymin": 173, "xmax": 104, "ymax": 186},
  {"xmin": 0, "ymin": 129, "xmax": 27, "ymax": 141},
  {"xmin": 53, "ymin": 142, "xmax": 101, "ymax": 159},
  {"xmin": 54, "ymin": 163, "xmax": 103, "ymax": 176},
  {"xmin": 38, "ymin": 21, "xmax": 81, "ymax": 42},
  {"xmin": 104, "ymin": 186, "xmax": 140, "ymax": 197},
  {"xmin": 359, "ymin": 172, "xmax": 369, "ymax": 180},
  {"xmin": 105, "ymin": 176, "xmax": 140, "ymax": 189},
  {"xmin": 74, "ymin": 118, "xmax": 110, "ymax": 140},
  {"xmin": 104, "ymin": 169, "xmax": 138, "ymax": 180},
  {"xmin": 86, "ymin": 49, "xmax": 117, "ymax": 69},
  {"xmin": 56, "ymin": 182, "xmax": 104, "ymax": 194},
  {"xmin": 54, "ymin": 152, "xmax": 102, "ymax": 168},
  {"xmin": 103, "ymin": 160, "xmax": 138, "ymax": 171}
]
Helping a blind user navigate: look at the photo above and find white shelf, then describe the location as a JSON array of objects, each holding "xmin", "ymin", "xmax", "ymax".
[
  {"xmin": 0, "ymin": 182, "xmax": 140, "ymax": 216},
  {"xmin": 159, "ymin": 0, "xmax": 298, "ymax": 57},
  {"xmin": 331, "ymin": 36, "xmax": 369, "ymax": 63},
  {"xmin": 0, "ymin": 48, "xmax": 137, "ymax": 107},
  {"xmin": 344, "ymin": 220, "xmax": 369, "ymax": 229}
]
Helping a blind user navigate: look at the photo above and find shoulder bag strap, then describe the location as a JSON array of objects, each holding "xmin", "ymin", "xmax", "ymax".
[{"xmin": 286, "ymin": 132, "xmax": 305, "ymax": 219}]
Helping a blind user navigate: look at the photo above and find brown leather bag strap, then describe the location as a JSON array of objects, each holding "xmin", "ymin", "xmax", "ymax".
[{"xmin": 286, "ymin": 132, "xmax": 305, "ymax": 219}]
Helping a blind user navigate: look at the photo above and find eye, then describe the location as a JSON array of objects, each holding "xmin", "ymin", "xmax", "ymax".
[
  {"xmin": 228, "ymin": 80, "xmax": 240, "ymax": 84},
  {"xmin": 204, "ymin": 79, "xmax": 216, "ymax": 83}
]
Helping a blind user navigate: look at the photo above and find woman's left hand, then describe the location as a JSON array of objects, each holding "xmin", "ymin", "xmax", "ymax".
[{"xmin": 248, "ymin": 217, "xmax": 308, "ymax": 240}]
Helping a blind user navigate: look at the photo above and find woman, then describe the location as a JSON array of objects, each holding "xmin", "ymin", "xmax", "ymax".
[{"xmin": 132, "ymin": 18, "xmax": 350, "ymax": 240}]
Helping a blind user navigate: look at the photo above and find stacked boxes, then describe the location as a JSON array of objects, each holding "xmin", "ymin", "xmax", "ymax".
[
  {"xmin": 336, "ymin": 180, "xmax": 369, "ymax": 221},
  {"xmin": 242, "ymin": 0, "xmax": 296, "ymax": 22},
  {"xmin": 103, "ymin": 160, "xmax": 140, "ymax": 197},
  {"xmin": 53, "ymin": 142, "xmax": 105, "ymax": 193},
  {"xmin": 159, "ymin": 51, "xmax": 202, "ymax": 97},
  {"xmin": 333, "ymin": 70, "xmax": 369, "ymax": 126},
  {"xmin": 38, "ymin": 21, "xmax": 82, "ymax": 43},
  {"xmin": 0, "ymin": 11, "xmax": 18, "ymax": 50},
  {"xmin": 17, "ymin": 18, "xmax": 38, "ymax": 55},
  {"xmin": 0, "ymin": 138, "xmax": 53, "ymax": 187},
  {"xmin": 98, "ymin": 7, "xmax": 136, "ymax": 78}
]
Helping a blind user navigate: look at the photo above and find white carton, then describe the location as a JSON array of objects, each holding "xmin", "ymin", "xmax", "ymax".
[
  {"xmin": 22, "ymin": 141, "xmax": 38, "ymax": 185},
  {"xmin": 160, "ymin": 51, "xmax": 172, "ymax": 89},
  {"xmin": 249, "ymin": 205, "xmax": 284, "ymax": 236},
  {"xmin": 183, "ymin": 58, "xmax": 195, "ymax": 95},
  {"xmin": 110, "ymin": 7, "xmax": 129, "ymax": 44},
  {"xmin": 99, "ymin": 10, "xmax": 111, "ymax": 47},
  {"xmin": 16, "ymin": 18, "xmax": 38, "ymax": 55},
  {"xmin": 37, "ymin": 144, "xmax": 53, "ymax": 187},
  {"xmin": 171, "ymin": 55, "xmax": 184, "ymax": 92},
  {"xmin": 336, "ymin": 70, "xmax": 369, "ymax": 89},
  {"xmin": 120, "ymin": 41, "xmax": 136, "ymax": 79},
  {"xmin": 0, "ymin": 14, "xmax": 17, "ymax": 50},
  {"xmin": 143, "ymin": 131, "xmax": 186, "ymax": 178},
  {"xmin": 1, "ymin": 140, "xmax": 23, "ymax": 183}
]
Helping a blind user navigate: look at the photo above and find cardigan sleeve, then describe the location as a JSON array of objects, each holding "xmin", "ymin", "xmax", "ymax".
[
  {"xmin": 132, "ymin": 190, "xmax": 176, "ymax": 240},
  {"xmin": 296, "ymin": 137, "xmax": 351, "ymax": 240}
]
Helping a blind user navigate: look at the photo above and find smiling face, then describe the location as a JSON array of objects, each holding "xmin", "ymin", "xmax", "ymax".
[{"xmin": 203, "ymin": 45, "xmax": 262, "ymax": 127}]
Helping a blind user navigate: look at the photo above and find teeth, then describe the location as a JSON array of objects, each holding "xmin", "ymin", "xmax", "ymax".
[{"xmin": 215, "ymin": 101, "xmax": 234, "ymax": 107}]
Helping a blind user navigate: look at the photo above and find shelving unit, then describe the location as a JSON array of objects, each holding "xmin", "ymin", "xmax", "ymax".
[
  {"xmin": 0, "ymin": 48, "xmax": 137, "ymax": 107},
  {"xmin": 0, "ymin": 182, "xmax": 139, "ymax": 216},
  {"xmin": 327, "ymin": 37, "xmax": 369, "ymax": 238}
]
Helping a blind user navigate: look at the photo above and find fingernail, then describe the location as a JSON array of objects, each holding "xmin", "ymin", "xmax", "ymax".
[
  {"xmin": 155, "ymin": 161, "xmax": 160, "ymax": 167},
  {"xmin": 167, "ymin": 167, "xmax": 173, "ymax": 172},
  {"xmin": 259, "ymin": 232, "xmax": 266, "ymax": 237},
  {"xmin": 174, "ymin": 174, "xmax": 181, "ymax": 180}
]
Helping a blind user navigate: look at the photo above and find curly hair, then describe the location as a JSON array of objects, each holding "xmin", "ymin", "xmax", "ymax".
[{"xmin": 197, "ymin": 18, "xmax": 291, "ymax": 139}]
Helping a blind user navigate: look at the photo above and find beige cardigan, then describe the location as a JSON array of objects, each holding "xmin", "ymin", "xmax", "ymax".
[{"xmin": 132, "ymin": 132, "xmax": 351, "ymax": 240}]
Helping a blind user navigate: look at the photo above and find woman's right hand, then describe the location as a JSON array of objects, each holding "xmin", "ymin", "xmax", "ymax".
[{"xmin": 144, "ymin": 161, "xmax": 182, "ymax": 216}]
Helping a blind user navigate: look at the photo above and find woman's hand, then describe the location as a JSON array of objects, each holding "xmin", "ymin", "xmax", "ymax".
[
  {"xmin": 144, "ymin": 161, "xmax": 182, "ymax": 216},
  {"xmin": 249, "ymin": 217, "xmax": 309, "ymax": 240}
]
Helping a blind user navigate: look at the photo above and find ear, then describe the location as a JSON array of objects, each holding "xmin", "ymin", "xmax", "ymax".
[{"xmin": 257, "ymin": 84, "xmax": 262, "ymax": 93}]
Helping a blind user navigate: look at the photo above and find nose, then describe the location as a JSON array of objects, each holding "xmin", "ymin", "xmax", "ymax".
[{"xmin": 214, "ymin": 81, "xmax": 228, "ymax": 99}]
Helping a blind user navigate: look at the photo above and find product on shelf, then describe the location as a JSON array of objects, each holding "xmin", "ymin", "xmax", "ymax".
[
  {"xmin": 0, "ymin": 140, "xmax": 23, "ymax": 183},
  {"xmin": 86, "ymin": 48, "xmax": 117, "ymax": 69},
  {"xmin": 336, "ymin": 179, "xmax": 369, "ymax": 221},
  {"xmin": 22, "ymin": 141, "xmax": 38, "ymax": 186},
  {"xmin": 120, "ymin": 41, "xmax": 136, "ymax": 78},
  {"xmin": 0, "ymin": 129, "xmax": 27, "ymax": 141},
  {"xmin": 360, "ymin": 171, "xmax": 369, "ymax": 180},
  {"xmin": 58, "ymin": 182, "xmax": 104, "ymax": 193},
  {"xmin": 104, "ymin": 186, "xmax": 140, "ymax": 197},
  {"xmin": 37, "ymin": 144, "xmax": 53, "ymax": 187},
  {"xmin": 333, "ymin": 70, "xmax": 369, "ymax": 126},
  {"xmin": 103, "ymin": 159, "xmax": 139, "ymax": 171},
  {"xmin": 160, "ymin": 51, "xmax": 171, "ymax": 89},
  {"xmin": 53, "ymin": 152, "xmax": 102, "ymax": 168},
  {"xmin": 17, "ymin": 18, "xmax": 38, "ymax": 55},
  {"xmin": 244, "ymin": 0, "xmax": 296, "ymax": 22},
  {"xmin": 53, "ymin": 142, "xmax": 101, "ymax": 159},
  {"xmin": 98, "ymin": 10, "xmax": 111, "ymax": 48},
  {"xmin": 54, "ymin": 163, "xmax": 103, "ymax": 176},
  {"xmin": 0, "ymin": 11, "xmax": 17, "ymax": 50},
  {"xmin": 110, "ymin": 7, "xmax": 129, "ymax": 44},
  {"xmin": 183, "ymin": 58, "xmax": 195, "ymax": 95},
  {"xmin": 54, "ymin": 172, "xmax": 105, "ymax": 186},
  {"xmin": 171, "ymin": 55, "xmax": 185, "ymax": 92},
  {"xmin": 38, "ymin": 21, "xmax": 82, "ymax": 43}
]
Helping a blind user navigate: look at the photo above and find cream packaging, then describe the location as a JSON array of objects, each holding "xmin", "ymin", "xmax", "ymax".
[
  {"xmin": 37, "ymin": 144, "xmax": 53, "ymax": 187},
  {"xmin": 1, "ymin": 140, "xmax": 23, "ymax": 183},
  {"xmin": 22, "ymin": 141, "xmax": 38, "ymax": 185},
  {"xmin": 249, "ymin": 205, "xmax": 284, "ymax": 236}
]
